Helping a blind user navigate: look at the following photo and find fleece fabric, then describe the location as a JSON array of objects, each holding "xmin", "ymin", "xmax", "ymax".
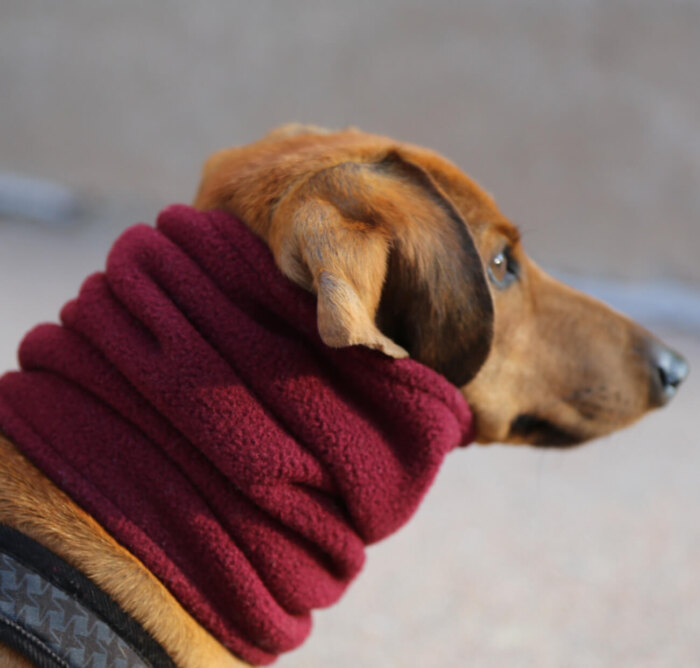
[{"xmin": 0, "ymin": 205, "xmax": 473, "ymax": 665}]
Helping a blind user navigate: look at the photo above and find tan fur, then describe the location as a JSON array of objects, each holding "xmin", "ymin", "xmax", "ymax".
[
  {"xmin": 0, "ymin": 124, "xmax": 681, "ymax": 666},
  {"xmin": 0, "ymin": 643, "xmax": 34, "ymax": 668}
]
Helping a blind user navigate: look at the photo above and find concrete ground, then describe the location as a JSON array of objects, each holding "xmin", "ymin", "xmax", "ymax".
[{"xmin": 0, "ymin": 206, "xmax": 697, "ymax": 667}]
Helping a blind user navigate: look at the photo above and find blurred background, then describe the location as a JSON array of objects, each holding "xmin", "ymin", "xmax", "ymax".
[{"xmin": 1, "ymin": 2, "xmax": 698, "ymax": 666}]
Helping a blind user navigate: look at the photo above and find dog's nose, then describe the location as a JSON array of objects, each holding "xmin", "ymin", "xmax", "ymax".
[{"xmin": 647, "ymin": 340, "xmax": 689, "ymax": 406}]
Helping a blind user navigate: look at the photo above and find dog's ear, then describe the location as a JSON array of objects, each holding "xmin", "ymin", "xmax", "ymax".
[
  {"xmin": 269, "ymin": 174, "xmax": 411, "ymax": 360},
  {"xmin": 374, "ymin": 151, "xmax": 494, "ymax": 385},
  {"xmin": 268, "ymin": 149, "xmax": 494, "ymax": 385}
]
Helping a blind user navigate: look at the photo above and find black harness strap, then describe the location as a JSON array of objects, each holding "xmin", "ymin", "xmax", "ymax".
[
  {"xmin": 0, "ymin": 613, "xmax": 71, "ymax": 668},
  {"xmin": 0, "ymin": 524, "xmax": 175, "ymax": 667}
]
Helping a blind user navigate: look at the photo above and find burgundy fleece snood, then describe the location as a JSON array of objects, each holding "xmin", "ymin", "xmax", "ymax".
[{"xmin": 0, "ymin": 205, "xmax": 473, "ymax": 664}]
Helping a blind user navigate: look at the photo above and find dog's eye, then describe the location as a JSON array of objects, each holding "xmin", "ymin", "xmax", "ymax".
[{"xmin": 488, "ymin": 249, "xmax": 518, "ymax": 289}]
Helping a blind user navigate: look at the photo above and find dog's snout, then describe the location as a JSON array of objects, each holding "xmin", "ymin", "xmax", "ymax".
[{"xmin": 646, "ymin": 340, "xmax": 689, "ymax": 406}]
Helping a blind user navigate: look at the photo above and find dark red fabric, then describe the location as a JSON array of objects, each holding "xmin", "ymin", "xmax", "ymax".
[{"xmin": 0, "ymin": 205, "xmax": 473, "ymax": 664}]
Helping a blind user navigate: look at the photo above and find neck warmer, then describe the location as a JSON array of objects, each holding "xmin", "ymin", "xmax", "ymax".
[{"xmin": 0, "ymin": 205, "xmax": 473, "ymax": 665}]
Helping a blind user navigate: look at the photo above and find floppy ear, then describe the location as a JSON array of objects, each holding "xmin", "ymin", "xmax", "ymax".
[
  {"xmin": 269, "ymin": 177, "xmax": 410, "ymax": 360},
  {"xmin": 267, "ymin": 150, "xmax": 494, "ymax": 385},
  {"xmin": 374, "ymin": 152, "xmax": 494, "ymax": 385}
]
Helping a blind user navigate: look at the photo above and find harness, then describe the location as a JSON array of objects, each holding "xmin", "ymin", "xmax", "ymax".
[{"xmin": 0, "ymin": 524, "xmax": 174, "ymax": 668}]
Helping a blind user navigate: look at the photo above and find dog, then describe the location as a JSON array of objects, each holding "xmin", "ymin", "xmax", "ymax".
[{"xmin": 0, "ymin": 124, "xmax": 688, "ymax": 667}]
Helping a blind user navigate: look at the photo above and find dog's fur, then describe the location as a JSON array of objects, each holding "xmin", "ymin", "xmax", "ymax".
[{"xmin": 0, "ymin": 124, "xmax": 681, "ymax": 667}]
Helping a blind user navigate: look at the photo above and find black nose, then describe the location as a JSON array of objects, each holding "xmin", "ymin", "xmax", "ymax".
[{"xmin": 648, "ymin": 341, "xmax": 689, "ymax": 406}]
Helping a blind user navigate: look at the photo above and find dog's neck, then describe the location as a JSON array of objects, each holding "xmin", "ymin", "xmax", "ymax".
[{"xmin": 0, "ymin": 206, "xmax": 473, "ymax": 665}]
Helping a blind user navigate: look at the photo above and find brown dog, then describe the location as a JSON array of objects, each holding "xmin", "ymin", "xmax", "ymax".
[{"xmin": 0, "ymin": 124, "xmax": 688, "ymax": 667}]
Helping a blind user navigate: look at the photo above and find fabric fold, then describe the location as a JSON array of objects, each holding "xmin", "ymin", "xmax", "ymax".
[{"xmin": 0, "ymin": 205, "xmax": 473, "ymax": 664}]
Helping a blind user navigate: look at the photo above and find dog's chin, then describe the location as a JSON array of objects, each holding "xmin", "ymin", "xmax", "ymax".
[{"xmin": 507, "ymin": 414, "xmax": 588, "ymax": 448}]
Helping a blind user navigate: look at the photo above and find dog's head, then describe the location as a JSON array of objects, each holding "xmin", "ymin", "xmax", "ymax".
[{"xmin": 194, "ymin": 123, "xmax": 688, "ymax": 447}]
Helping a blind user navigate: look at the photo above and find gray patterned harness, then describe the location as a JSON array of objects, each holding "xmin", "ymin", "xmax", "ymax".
[{"xmin": 0, "ymin": 525, "xmax": 174, "ymax": 668}]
